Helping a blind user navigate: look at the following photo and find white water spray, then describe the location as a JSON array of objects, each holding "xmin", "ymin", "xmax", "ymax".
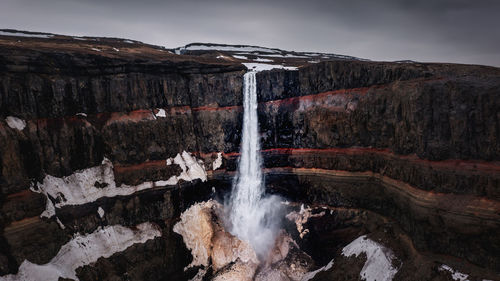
[{"xmin": 227, "ymin": 71, "xmax": 282, "ymax": 259}]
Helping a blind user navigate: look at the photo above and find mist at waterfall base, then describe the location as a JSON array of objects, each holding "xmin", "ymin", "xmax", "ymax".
[{"xmin": 224, "ymin": 71, "xmax": 284, "ymax": 260}]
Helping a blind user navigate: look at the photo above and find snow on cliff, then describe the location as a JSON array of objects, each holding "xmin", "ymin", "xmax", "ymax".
[
  {"xmin": 0, "ymin": 223, "xmax": 161, "ymax": 281},
  {"xmin": 32, "ymin": 151, "xmax": 207, "ymax": 218},
  {"xmin": 5, "ymin": 116, "xmax": 26, "ymax": 131},
  {"xmin": 342, "ymin": 235, "xmax": 399, "ymax": 281}
]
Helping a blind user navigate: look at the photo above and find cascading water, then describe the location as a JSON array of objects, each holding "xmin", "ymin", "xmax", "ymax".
[{"xmin": 227, "ymin": 71, "xmax": 282, "ymax": 259}]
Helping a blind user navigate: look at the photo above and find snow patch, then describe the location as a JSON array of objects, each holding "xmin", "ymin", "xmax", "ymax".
[
  {"xmin": 254, "ymin": 58, "xmax": 273, "ymax": 62},
  {"xmin": 242, "ymin": 63, "xmax": 298, "ymax": 72},
  {"xmin": 90, "ymin": 47, "xmax": 101, "ymax": 52},
  {"xmin": 32, "ymin": 153, "xmax": 206, "ymax": 218},
  {"xmin": 73, "ymin": 37, "xmax": 87, "ymax": 41},
  {"xmin": 0, "ymin": 31, "xmax": 53, "ymax": 38},
  {"xmin": 31, "ymin": 158, "xmax": 153, "ymax": 218},
  {"xmin": 438, "ymin": 264, "xmax": 470, "ymax": 281},
  {"xmin": 0, "ymin": 223, "xmax": 161, "ymax": 281},
  {"xmin": 5, "ymin": 116, "xmax": 26, "ymax": 131},
  {"xmin": 232, "ymin": 55, "xmax": 248, "ymax": 60},
  {"xmin": 76, "ymin": 113, "xmax": 87, "ymax": 117},
  {"xmin": 181, "ymin": 44, "xmax": 280, "ymax": 53},
  {"xmin": 112, "ymin": 47, "xmax": 120, "ymax": 52},
  {"xmin": 257, "ymin": 53, "xmax": 309, "ymax": 58},
  {"xmin": 342, "ymin": 235, "xmax": 398, "ymax": 281},
  {"xmin": 213, "ymin": 152, "xmax": 223, "ymax": 170},
  {"xmin": 301, "ymin": 259, "xmax": 334, "ymax": 281},
  {"xmin": 97, "ymin": 207, "xmax": 105, "ymax": 218},
  {"xmin": 166, "ymin": 151, "xmax": 207, "ymax": 183},
  {"xmin": 155, "ymin": 108, "xmax": 166, "ymax": 118}
]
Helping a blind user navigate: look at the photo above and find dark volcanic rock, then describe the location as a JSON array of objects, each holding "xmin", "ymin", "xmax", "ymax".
[{"xmin": 0, "ymin": 33, "xmax": 499, "ymax": 280}]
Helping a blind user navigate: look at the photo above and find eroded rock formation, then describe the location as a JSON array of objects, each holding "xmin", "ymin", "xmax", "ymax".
[{"xmin": 0, "ymin": 30, "xmax": 499, "ymax": 280}]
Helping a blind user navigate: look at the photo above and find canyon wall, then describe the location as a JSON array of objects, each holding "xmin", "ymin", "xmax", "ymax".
[{"xmin": 0, "ymin": 36, "xmax": 499, "ymax": 279}]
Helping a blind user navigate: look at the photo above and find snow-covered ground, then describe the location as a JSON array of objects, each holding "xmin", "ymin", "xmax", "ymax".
[
  {"xmin": 212, "ymin": 152, "xmax": 223, "ymax": 170},
  {"xmin": 0, "ymin": 31, "xmax": 53, "ymax": 38},
  {"xmin": 242, "ymin": 63, "xmax": 298, "ymax": 72},
  {"xmin": 342, "ymin": 235, "xmax": 399, "ymax": 281},
  {"xmin": 179, "ymin": 44, "xmax": 280, "ymax": 53},
  {"xmin": 257, "ymin": 53, "xmax": 309, "ymax": 58},
  {"xmin": 0, "ymin": 223, "xmax": 161, "ymax": 281}
]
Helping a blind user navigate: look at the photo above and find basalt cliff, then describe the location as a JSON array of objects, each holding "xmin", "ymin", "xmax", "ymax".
[{"xmin": 0, "ymin": 30, "xmax": 499, "ymax": 281}]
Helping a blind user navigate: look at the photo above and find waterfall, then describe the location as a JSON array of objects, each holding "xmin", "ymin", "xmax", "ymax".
[{"xmin": 227, "ymin": 71, "xmax": 281, "ymax": 259}]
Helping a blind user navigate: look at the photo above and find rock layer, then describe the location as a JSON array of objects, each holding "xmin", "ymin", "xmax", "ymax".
[{"xmin": 0, "ymin": 32, "xmax": 499, "ymax": 279}]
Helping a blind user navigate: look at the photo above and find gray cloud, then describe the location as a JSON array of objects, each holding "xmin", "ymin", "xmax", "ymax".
[{"xmin": 1, "ymin": 0, "xmax": 499, "ymax": 66}]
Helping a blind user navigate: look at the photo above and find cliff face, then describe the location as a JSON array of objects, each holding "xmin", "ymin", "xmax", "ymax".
[{"xmin": 0, "ymin": 33, "xmax": 499, "ymax": 280}]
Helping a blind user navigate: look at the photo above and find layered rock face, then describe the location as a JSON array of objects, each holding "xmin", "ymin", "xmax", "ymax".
[{"xmin": 0, "ymin": 32, "xmax": 499, "ymax": 280}]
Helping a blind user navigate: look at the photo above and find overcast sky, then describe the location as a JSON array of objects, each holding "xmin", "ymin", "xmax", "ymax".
[{"xmin": 1, "ymin": 0, "xmax": 499, "ymax": 66}]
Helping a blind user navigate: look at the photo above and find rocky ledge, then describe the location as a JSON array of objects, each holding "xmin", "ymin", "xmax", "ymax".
[{"xmin": 0, "ymin": 30, "xmax": 499, "ymax": 280}]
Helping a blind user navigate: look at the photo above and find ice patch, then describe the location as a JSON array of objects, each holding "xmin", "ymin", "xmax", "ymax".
[
  {"xmin": 155, "ymin": 108, "xmax": 166, "ymax": 118},
  {"xmin": 213, "ymin": 152, "xmax": 223, "ymax": 170},
  {"xmin": 0, "ymin": 222, "xmax": 160, "ymax": 281},
  {"xmin": 0, "ymin": 31, "xmax": 53, "ymax": 38},
  {"xmin": 5, "ymin": 116, "xmax": 26, "ymax": 131},
  {"xmin": 342, "ymin": 235, "xmax": 398, "ymax": 281},
  {"xmin": 242, "ymin": 63, "xmax": 298, "ymax": 72},
  {"xmin": 97, "ymin": 207, "xmax": 105, "ymax": 218},
  {"xmin": 32, "ymin": 153, "xmax": 206, "ymax": 218},
  {"xmin": 76, "ymin": 113, "xmax": 87, "ymax": 117},
  {"xmin": 438, "ymin": 264, "xmax": 470, "ymax": 281}
]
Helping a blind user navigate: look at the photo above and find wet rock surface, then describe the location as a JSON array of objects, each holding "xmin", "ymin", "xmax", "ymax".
[{"xmin": 0, "ymin": 33, "xmax": 499, "ymax": 280}]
